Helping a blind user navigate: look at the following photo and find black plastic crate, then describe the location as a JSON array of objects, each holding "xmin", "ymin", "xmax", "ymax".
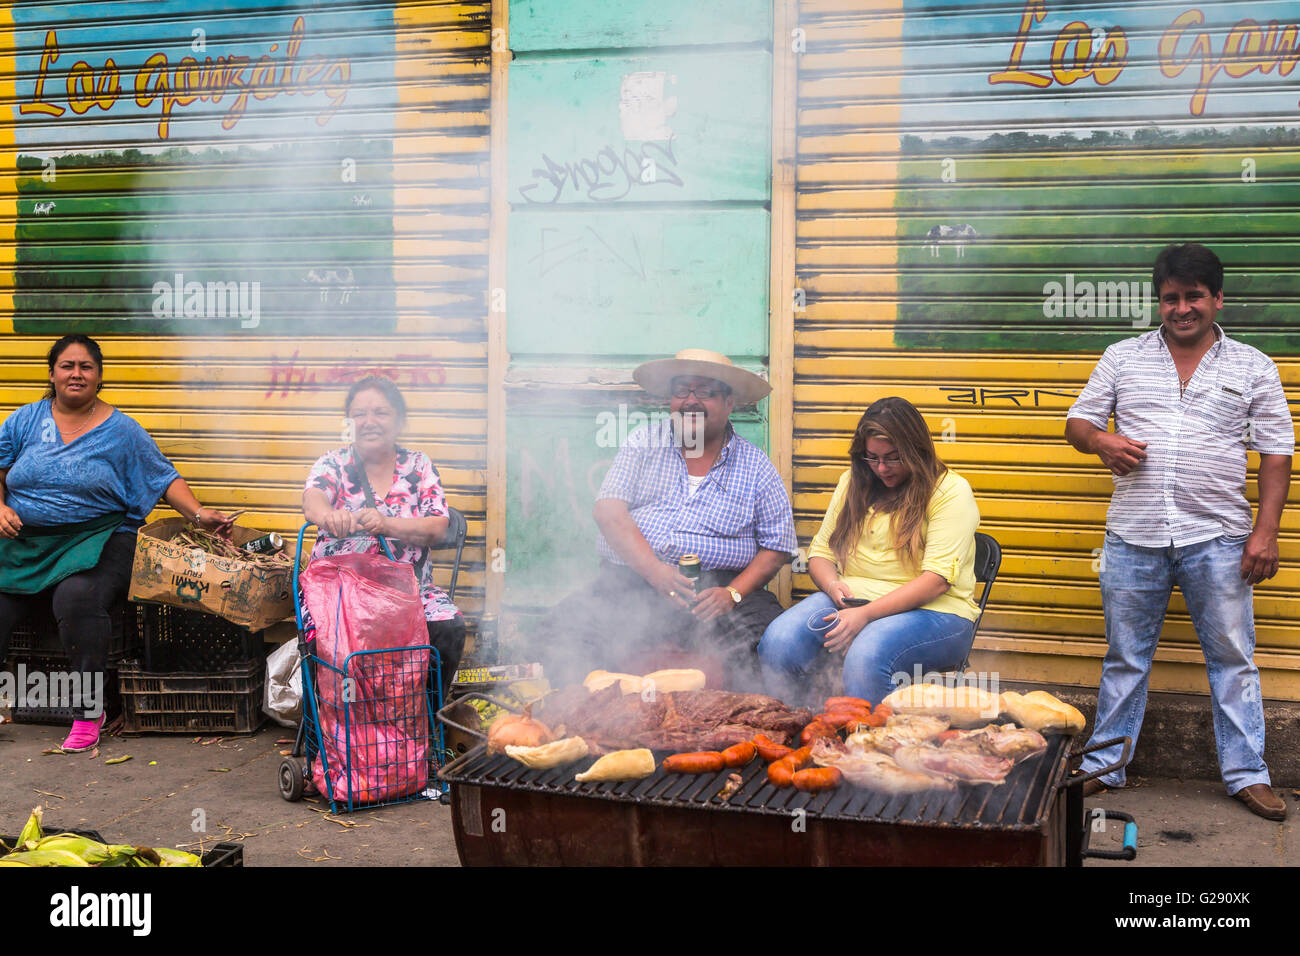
[
  {"xmin": 118, "ymin": 658, "xmax": 265, "ymax": 735},
  {"xmin": 136, "ymin": 602, "xmax": 265, "ymax": 673},
  {"xmin": 3, "ymin": 655, "xmax": 121, "ymax": 725},
  {"xmin": 5, "ymin": 600, "xmax": 139, "ymax": 665},
  {"xmin": 200, "ymin": 842, "xmax": 244, "ymax": 867}
]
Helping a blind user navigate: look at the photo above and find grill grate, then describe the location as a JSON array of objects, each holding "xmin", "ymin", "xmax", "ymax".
[{"xmin": 440, "ymin": 733, "xmax": 1072, "ymax": 831}]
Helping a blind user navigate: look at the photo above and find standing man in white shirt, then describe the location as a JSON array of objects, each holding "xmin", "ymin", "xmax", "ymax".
[{"xmin": 1066, "ymin": 243, "xmax": 1293, "ymax": 821}]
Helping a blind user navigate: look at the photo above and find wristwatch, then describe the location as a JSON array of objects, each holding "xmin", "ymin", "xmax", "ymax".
[{"xmin": 725, "ymin": 586, "xmax": 743, "ymax": 604}]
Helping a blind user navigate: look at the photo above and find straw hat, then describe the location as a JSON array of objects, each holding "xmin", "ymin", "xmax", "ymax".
[{"xmin": 633, "ymin": 348, "xmax": 771, "ymax": 406}]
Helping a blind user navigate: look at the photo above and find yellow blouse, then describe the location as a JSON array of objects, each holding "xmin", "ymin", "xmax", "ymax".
[{"xmin": 808, "ymin": 468, "xmax": 981, "ymax": 622}]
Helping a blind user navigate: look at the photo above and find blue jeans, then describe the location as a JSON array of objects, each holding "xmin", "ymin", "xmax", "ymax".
[
  {"xmin": 757, "ymin": 591, "xmax": 975, "ymax": 708},
  {"xmin": 1080, "ymin": 532, "xmax": 1268, "ymax": 794}
]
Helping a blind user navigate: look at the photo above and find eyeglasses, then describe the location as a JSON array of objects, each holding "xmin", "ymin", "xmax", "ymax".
[
  {"xmin": 671, "ymin": 384, "xmax": 730, "ymax": 400},
  {"xmin": 861, "ymin": 455, "xmax": 902, "ymax": 468}
]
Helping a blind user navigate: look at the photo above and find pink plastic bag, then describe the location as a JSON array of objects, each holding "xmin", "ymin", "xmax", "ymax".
[{"xmin": 301, "ymin": 552, "xmax": 431, "ymax": 805}]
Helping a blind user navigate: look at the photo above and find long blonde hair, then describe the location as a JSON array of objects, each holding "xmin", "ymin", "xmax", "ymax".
[{"xmin": 827, "ymin": 397, "xmax": 947, "ymax": 573}]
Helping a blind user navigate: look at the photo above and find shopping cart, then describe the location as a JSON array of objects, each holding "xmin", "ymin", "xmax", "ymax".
[{"xmin": 277, "ymin": 523, "xmax": 446, "ymax": 814}]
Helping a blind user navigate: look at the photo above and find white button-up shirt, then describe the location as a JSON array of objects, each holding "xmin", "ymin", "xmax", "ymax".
[{"xmin": 1068, "ymin": 325, "xmax": 1295, "ymax": 547}]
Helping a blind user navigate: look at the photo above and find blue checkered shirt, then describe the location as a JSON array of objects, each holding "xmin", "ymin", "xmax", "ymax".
[{"xmin": 596, "ymin": 420, "xmax": 797, "ymax": 571}]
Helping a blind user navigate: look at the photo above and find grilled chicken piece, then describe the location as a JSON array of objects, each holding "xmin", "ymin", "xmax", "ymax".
[
  {"xmin": 940, "ymin": 723, "xmax": 1048, "ymax": 764},
  {"xmin": 892, "ymin": 745, "xmax": 1012, "ymax": 785},
  {"xmin": 811, "ymin": 737, "xmax": 954, "ymax": 794},
  {"xmin": 847, "ymin": 714, "xmax": 949, "ymax": 754}
]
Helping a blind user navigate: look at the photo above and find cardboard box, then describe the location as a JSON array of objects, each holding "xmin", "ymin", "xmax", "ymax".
[{"xmin": 129, "ymin": 518, "xmax": 298, "ymax": 632}]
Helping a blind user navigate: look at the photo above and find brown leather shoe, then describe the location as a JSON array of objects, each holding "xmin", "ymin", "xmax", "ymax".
[
  {"xmin": 1081, "ymin": 778, "xmax": 1108, "ymax": 797},
  {"xmin": 1234, "ymin": 783, "xmax": 1287, "ymax": 821}
]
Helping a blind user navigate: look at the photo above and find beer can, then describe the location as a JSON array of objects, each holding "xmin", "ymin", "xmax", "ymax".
[
  {"xmin": 243, "ymin": 532, "xmax": 284, "ymax": 555},
  {"xmin": 476, "ymin": 613, "xmax": 499, "ymax": 666},
  {"xmin": 678, "ymin": 553, "xmax": 702, "ymax": 592}
]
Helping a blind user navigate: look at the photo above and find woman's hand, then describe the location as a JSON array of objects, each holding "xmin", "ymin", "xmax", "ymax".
[
  {"xmin": 822, "ymin": 605, "xmax": 872, "ymax": 655},
  {"xmin": 824, "ymin": 579, "xmax": 856, "ymax": 609},
  {"xmin": 321, "ymin": 508, "xmax": 357, "ymax": 538},
  {"xmin": 193, "ymin": 508, "xmax": 234, "ymax": 537},
  {"xmin": 0, "ymin": 504, "xmax": 22, "ymax": 539},
  {"xmin": 354, "ymin": 507, "xmax": 389, "ymax": 537}
]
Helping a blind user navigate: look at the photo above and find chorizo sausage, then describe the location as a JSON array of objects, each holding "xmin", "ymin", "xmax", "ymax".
[
  {"xmin": 785, "ymin": 745, "xmax": 813, "ymax": 771},
  {"xmin": 767, "ymin": 757, "xmax": 796, "ymax": 788},
  {"xmin": 874, "ymin": 705, "xmax": 894, "ymax": 719},
  {"xmin": 793, "ymin": 766, "xmax": 844, "ymax": 792},
  {"xmin": 752, "ymin": 734, "xmax": 793, "ymax": 763},
  {"xmin": 825, "ymin": 696, "xmax": 871, "ymax": 712},
  {"xmin": 817, "ymin": 710, "xmax": 870, "ymax": 730},
  {"xmin": 721, "ymin": 741, "xmax": 757, "ymax": 768},
  {"xmin": 662, "ymin": 752, "xmax": 726, "ymax": 774},
  {"xmin": 800, "ymin": 720, "xmax": 838, "ymax": 745}
]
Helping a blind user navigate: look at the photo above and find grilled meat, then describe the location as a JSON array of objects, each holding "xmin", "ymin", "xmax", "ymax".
[
  {"xmin": 847, "ymin": 714, "xmax": 949, "ymax": 754},
  {"xmin": 940, "ymin": 723, "xmax": 1048, "ymax": 764},
  {"xmin": 810, "ymin": 736, "xmax": 954, "ymax": 794},
  {"xmin": 892, "ymin": 745, "xmax": 1012, "ymax": 785},
  {"xmin": 537, "ymin": 686, "xmax": 812, "ymax": 755}
]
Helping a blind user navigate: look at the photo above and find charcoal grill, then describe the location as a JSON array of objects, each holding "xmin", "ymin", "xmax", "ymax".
[{"xmin": 437, "ymin": 698, "xmax": 1138, "ymax": 866}]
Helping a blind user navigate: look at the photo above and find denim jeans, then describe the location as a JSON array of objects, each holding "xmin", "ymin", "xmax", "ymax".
[
  {"xmin": 1080, "ymin": 532, "xmax": 1269, "ymax": 794},
  {"xmin": 757, "ymin": 590, "xmax": 975, "ymax": 709}
]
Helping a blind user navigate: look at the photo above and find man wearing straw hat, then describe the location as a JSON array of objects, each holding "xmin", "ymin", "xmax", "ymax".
[{"xmin": 534, "ymin": 349, "xmax": 797, "ymax": 692}]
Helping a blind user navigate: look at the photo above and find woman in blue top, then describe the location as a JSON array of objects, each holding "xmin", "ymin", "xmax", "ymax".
[{"xmin": 0, "ymin": 335, "xmax": 232, "ymax": 752}]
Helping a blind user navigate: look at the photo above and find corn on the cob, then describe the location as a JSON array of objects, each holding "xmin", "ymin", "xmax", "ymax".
[
  {"xmin": 2, "ymin": 849, "xmax": 92, "ymax": 867},
  {"xmin": 154, "ymin": 847, "xmax": 202, "ymax": 867},
  {"xmin": 34, "ymin": 834, "xmax": 116, "ymax": 864},
  {"xmin": 17, "ymin": 806, "xmax": 44, "ymax": 848}
]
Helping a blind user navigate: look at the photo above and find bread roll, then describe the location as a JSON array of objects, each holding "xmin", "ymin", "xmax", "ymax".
[
  {"xmin": 574, "ymin": 748, "xmax": 656, "ymax": 782},
  {"xmin": 582, "ymin": 670, "xmax": 644, "ymax": 694},
  {"xmin": 999, "ymin": 691, "xmax": 1085, "ymax": 734},
  {"xmin": 641, "ymin": 668, "xmax": 706, "ymax": 694},
  {"xmin": 505, "ymin": 736, "xmax": 589, "ymax": 769},
  {"xmin": 881, "ymin": 683, "xmax": 1002, "ymax": 728}
]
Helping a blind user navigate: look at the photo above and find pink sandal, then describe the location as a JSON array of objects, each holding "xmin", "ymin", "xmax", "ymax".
[{"xmin": 61, "ymin": 714, "xmax": 105, "ymax": 753}]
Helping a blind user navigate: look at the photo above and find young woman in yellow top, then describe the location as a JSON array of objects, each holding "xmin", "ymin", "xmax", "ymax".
[{"xmin": 758, "ymin": 397, "xmax": 980, "ymax": 706}]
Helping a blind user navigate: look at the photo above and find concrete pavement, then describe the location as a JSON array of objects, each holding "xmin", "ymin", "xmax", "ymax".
[{"xmin": 2, "ymin": 720, "xmax": 1295, "ymax": 866}]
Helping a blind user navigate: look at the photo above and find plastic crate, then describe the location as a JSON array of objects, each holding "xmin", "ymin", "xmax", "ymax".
[
  {"xmin": 5, "ymin": 601, "xmax": 139, "ymax": 665},
  {"xmin": 136, "ymin": 602, "xmax": 265, "ymax": 673},
  {"xmin": 200, "ymin": 842, "xmax": 244, "ymax": 867},
  {"xmin": 118, "ymin": 658, "xmax": 265, "ymax": 735},
  {"xmin": 3, "ymin": 655, "xmax": 121, "ymax": 725}
]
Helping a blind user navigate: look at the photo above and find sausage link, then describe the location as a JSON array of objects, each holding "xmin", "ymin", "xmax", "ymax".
[
  {"xmin": 825, "ymin": 696, "xmax": 871, "ymax": 712},
  {"xmin": 721, "ymin": 741, "xmax": 757, "ymax": 768},
  {"xmin": 767, "ymin": 757, "xmax": 796, "ymax": 788},
  {"xmin": 793, "ymin": 767, "xmax": 844, "ymax": 792},
  {"xmin": 662, "ymin": 752, "xmax": 726, "ymax": 774},
  {"xmin": 800, "ymin": 720, "xmax": 838, "ymax": 745},
  {"xmin": 817, "ymin": 709, "xmax": 870, "ymax": 730},
  {"xmin": 753, "ymin": 734, "xmax": 794, "ymax": 763},
  {"xmin": 785, "ymin": 745, "xmax": 813, "ymax": 771}
]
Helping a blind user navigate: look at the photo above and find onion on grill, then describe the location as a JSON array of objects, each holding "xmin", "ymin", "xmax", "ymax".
[{"xmin": 487, "ymin": 703, "xmax": 553, "ymax": 754}]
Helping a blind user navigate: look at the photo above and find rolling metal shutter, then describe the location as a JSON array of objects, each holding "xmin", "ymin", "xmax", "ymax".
[
  {"xmin": 793, "ymin": 0, "xmax": 1300, "ymax": 698},
  {"xmin": 0, "ymin": 1, "xmax": 490, "ymax": 626}
]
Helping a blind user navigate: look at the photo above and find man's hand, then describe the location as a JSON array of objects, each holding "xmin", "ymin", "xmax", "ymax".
[
  {"xmin": 0, "ymin": 504, "xmax": 21, "ymax": 539},
  {"xmin": 645, "ymin": 563, "xmax": 695, "ymax": 611},
  {"xmin": 1095, "ymin": 432, "xmax": 1148, "ymax": 476},
  {"xmin": 824, "ymin": 579, "xmax": 855, "ymax": 609},
  {"xmin": 822, "ymin": 605, "xmax": 871, "ymax": 654},
  {"xmin": 692, "ymin": 587, "xmax": 735, "ymax": 623},
  {"xmin": 1240, "ymin": 528, "xmax": 1280, "ymax": 585}
]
